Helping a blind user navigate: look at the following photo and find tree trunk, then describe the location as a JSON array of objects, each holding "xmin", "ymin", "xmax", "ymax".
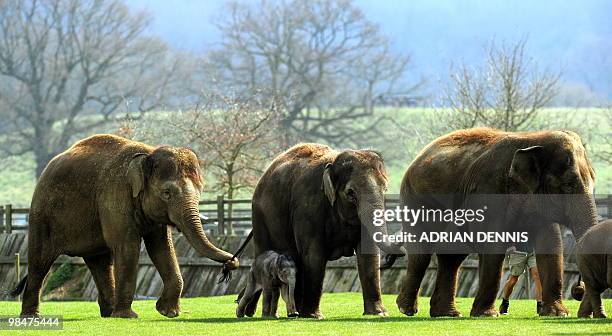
[{"xmin": 34, "ymin": 146, "xmax": 55, "ymax": 178}]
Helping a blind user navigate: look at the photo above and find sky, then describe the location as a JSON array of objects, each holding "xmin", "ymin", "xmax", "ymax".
[{"xmin": 127, "ymin": 0, "xmax": 612, "ymax": 99}]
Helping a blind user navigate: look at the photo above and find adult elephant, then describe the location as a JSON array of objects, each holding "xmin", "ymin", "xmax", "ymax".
[
  {"xmin": 246, "ymin": 143, "xmax": 397, "ymax": 319},
  {"xmin": 12, "ymin": 134, "xmax": 239, "ymax": 318},
  {"xmin": 391, "ymin": 128, "xmax": 597, "ymax": 317}
]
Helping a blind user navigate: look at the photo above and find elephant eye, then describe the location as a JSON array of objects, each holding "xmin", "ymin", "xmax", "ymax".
[
  {"xmin": 162, "ymin": 189, "xmax": 171, "ymax": 200},
  {"xmin": 346, "ymin": 188, "xmax": 356, "ymax": 202}
]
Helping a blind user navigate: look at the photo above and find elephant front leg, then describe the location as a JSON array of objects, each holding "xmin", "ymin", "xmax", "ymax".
[
  {"xmin": 144, "ymin": 227, "xmax": 183, "ymax": 318},
  {"xmin": 535, "ymin": 224, "xmax": 569, "ymax": 317},
  {"xmin": 356, "ymin": 247, "xmax": 387, "ymax": 316},
  {"xmin": 299, "ymin": 253, "xmax": 327, "ymax": 319},
  {"xmin": 111, "ymin": 240, "xmax": 141, "ymax": 318},
  {"xmin": 262, "ymin": 287, "xmax": 280, "ymax": 318},
  {"xmin": 470, "ymin": 254, "xmax": 504, "ymax": 317}
]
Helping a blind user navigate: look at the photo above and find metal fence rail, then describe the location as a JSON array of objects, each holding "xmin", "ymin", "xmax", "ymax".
[{"xmin": 1, "ymin": 195, "xmax": 611, "ymax": 235}]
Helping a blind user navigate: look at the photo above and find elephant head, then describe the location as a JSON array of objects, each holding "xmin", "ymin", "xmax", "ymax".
[
  {"xmin": 127, "ymin": 146, "xmax": 238, "ymax": 269},
  {"xmin": 276, "ymin": 255, "xmax": 298, "ymax": 317},
  {"xmin": 508, "ymin": 131, "xmax": 597, "ymax": 240},
  {"xmin": 322, "ymin": 150, "xmax": 398, "ymax": 254}
]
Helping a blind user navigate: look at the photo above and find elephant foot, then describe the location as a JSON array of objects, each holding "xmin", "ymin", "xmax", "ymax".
[
  {"xmin": 111, "ymin": 309, "xmax": 139, "ymax": 318},
  {"xmin": 261, "ymin": 314, "xmax": 279, "ymax": 319},
  {"xmin": 20, "ymin": 311, "xmax": 40, "ymax": 318},
  {"xmin": 287, "ymin": 312, "xmax": 299, "ymax": 318},
  {"xmin": 100, "ymin": 306, "xmax": 113, "ymax": 318},
  {"xmin": 156, "ymin": 299, "xmax": 180, "ymax": 318},
  {"xmin": 431, "ymin": 308, "xmax": 462, "ymax": 318},
  {"xmin": 98, "ymin": 299, "xmax": 114, "ymax": 317},
  {"xmin": 593, "ymin": 311, "xmax": 607, "ymax": 318},
  {"xmin": 470, "ymin": 308, "xmax": 498, "ymax": 317},
  {"xmin": 364, "ymin": 302, "xmax": 388, "ymax": 316},
  {"xmin": 397, "ymin": 297, "xmax": 418, "ymax": 316},
  {"xmin": 398, "ymin": 305, "xmax": 418, "ymax": 316},
  {"xmin": 539, "ymin": 301, "xmax": 569, "ymax": 317}
]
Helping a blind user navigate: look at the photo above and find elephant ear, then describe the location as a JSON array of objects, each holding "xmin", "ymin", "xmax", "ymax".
[
  {"xmin": 322, "ymin": 163, "xmax": 336, "ymax": 206},
  {"xmin": 128, "ymin": 153, "xmax": 149, "ymax": 198},
  {"xmin": 509, "ymin": 146, "xmax": 544, "ymax": 193}
]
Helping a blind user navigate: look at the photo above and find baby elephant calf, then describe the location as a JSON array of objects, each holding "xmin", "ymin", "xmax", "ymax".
[
  {"xmin": 237, "ymin": 250, "xmax": 298, "ymax": 318},
  {"xmin": 571, "ymin": 219, "xmax": 612, "ymax": 318}
]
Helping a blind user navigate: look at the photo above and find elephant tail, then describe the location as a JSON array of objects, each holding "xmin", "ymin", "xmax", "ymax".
[
  {"xmin": 380, "ymin": 253, "xmax": 404, "ymax": 270},
  {"xmin": 571, "ymin": 276, "xmax": 585, "ymax": 301},
  {"xmin": 218, "ymin": 231, "xmax": 254, "ymax": 284},
  {"xmin": 10, "ymin": 276, "xmax": 27, "ymax": 297}
]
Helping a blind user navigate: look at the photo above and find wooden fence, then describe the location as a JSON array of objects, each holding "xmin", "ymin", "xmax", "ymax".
[
  {"xmin": 0, "ymin": 231, "xmax": 602, "ymax": 303},
  {"xmin": 0, "ymin": 195, "xmax": 611, "ymax": 302}
]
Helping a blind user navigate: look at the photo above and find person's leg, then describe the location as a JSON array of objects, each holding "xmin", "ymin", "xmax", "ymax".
[
  {"xmin": 502, "ymin": 275, "xmax": 519, "ymax": 300},
  {"xmin": 499, "ymin": 252, "xmax": 527, "ymax": 315}
]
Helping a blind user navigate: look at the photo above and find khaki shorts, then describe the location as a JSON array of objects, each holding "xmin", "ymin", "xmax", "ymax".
[{"xmin": 507, "ymin": 251, "xmax": 537, "ymax": 277}]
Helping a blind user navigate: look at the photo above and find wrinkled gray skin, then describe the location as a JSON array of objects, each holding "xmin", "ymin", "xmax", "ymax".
[
  {"xmin": 247, "ymin": 143, "xmax": 396, "ymax": 319},
  {"xmin": 394, "ymin": 128, "xmax": 597, "ymax": 318},
  {"xmin": 571, "ymin": 219, "xmax": 612, "ymax": 318},
  {"xmin": 237, "ymin": 251, "xmax": 299, "ymax": 318},
  {"xmin": 14, "ymin": 135, "xmax": 238, "ymax": 318}
]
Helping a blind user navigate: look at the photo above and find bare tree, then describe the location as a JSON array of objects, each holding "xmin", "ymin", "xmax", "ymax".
[
  {"xmin": 0, "ymin": 0, "xmax": 179, "ymax": 176},
  {"xmin": 166, "ymin": 91, "xmax": 283, "ymax": 234},
  {"xmin": 206, "ymin": 0, "xmax": 415, "ymax": 147},
  {"xmin": 440, "ymin": 38, "xmax": 561, "ymax": 132},
  {"xmin": 594, "ymin": 105, "xmax": 612, "ymax": 164}
]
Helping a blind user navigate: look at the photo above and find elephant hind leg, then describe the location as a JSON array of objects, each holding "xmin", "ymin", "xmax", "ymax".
[
  {"xmin": 430, "ymin": 254, "xmax": 466, "ymax": 317},
  {"xmin": 577, "ymin": 291, "xmax": 593, "ymax": 318},
  {"xmin": 84, "ymin": 253, "xmax": 115, "ymax": 317},
  {"xmin": 588, "ymin": 288, "xmax": 606, "ymax": 318},
  {"xmin": 397, "ymin": 253, "xmax": 432, "ymax": 316},
  {"xmin": 244, "ymin": 289, "xmax": 262, "ymax": 317},
  {"xmin": 577, "ymin": 287, "xmax": 606, "ymax": 318},
  {"xmin": 20, "ymin": 256, "xmax": 57, "ymax": 317},
  {"xmin": 236, "ymin": 273, "xmax": 260, "ymax": 318},
  {"xmin": 470, "ymin": 254, "xmax": 505, "ymax": 317}
]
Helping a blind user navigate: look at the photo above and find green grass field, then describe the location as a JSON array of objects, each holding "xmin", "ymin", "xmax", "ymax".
[{"xmin": 1, "ymin": 293, "xmax": 610, "ymax": 335}]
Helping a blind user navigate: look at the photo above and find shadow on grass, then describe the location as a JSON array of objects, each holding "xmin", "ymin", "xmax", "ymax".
[
  {"xmin": 542, "ymin": 318, "xmax": 611, "ymax": 324},
  {"xmin": 163, "ymin": 316, "xmax": 559, "ymax": 323}
]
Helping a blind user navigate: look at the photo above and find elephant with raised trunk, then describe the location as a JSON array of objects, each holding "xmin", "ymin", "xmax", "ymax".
[
  {"xmin": 389, "ymin": 128, "xmax": 597, "ymax": 317},
  {"xmin": 11, "ymin": 134, "xmax": 239, "ymax": 318},
  {"xmin": 244, "ymin": 143, "xmax": 397, "ymax": 319}
]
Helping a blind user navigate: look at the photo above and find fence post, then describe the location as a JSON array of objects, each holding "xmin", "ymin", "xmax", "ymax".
[
  {"xmin": 217, "ymin": 195, "xmax": 225, "ymax": 236},
  {"xmin": 0, "ymin": 205, "xmax": 3, "ymax": 233},
  {"xmin": 4, "ymin": 204, "xmax": 12, "ymax": 234},
  {"xmin": 608, "ymin": 195, "xmax": 612, "ymax": 220},
  {"xmin": 15, "ymin": 253, "xmax": 20, "ymax": 286}
]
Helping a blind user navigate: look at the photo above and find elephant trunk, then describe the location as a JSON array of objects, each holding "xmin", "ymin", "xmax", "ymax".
[
  {"xmin": 286, "ymin": 282, "xmax": 298, "ymax": 317},
  {"xmin": 566, "ymin": 192, "xmax": 598, "ymax": 241},
  {"xmin": 179, "ymin": 199, "xmax": 238, "ymax": 268},
  {"xmin": 358, "ymin": 197, "xmax": 403, "ymax": 255}
]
